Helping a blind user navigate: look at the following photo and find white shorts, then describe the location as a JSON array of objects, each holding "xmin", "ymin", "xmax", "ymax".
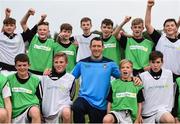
[
  {"xmin": 110, "ymin": 110, "xmax": 133, "ymax": 124},
  {"xmin": 12, "ymin": 107, "xmax": 31, "ymax": 123},
  {"xmin": 143, "ymin": 109, "xmax": 169, "ymax": 123},
  {"xmin": 43, "ymin": 105, "xmax": 71, "ymax": 123}
]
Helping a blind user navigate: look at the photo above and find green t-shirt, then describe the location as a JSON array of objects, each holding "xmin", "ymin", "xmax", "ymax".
[
  {"xmin": 103, "ymin": 35, "xmax": 121, "ymax": 64},
  {"xmin": 54, "ymin": 42, "xmax": 77, "ymax": 72},
  {"xmin": 0, "ymin": 74, "xmax": 8, "ymax": 108},
  {"xmin": 176, "ymin": 77, "xmax": 180, "ymax": 120},
  {"xmin": 125, "ymin": 38, "xmax": 154, "ymax": 70},
  {"xmin": 28, "ymin": 35, "xmax": 59, "ymax": 73},
  {"xmin": 111, "ymin": 79, "xmax": 143, "ymax": 121},
  {"xmin": 8, "ymin": 73, "xmax": 40, "ymax": 118}
]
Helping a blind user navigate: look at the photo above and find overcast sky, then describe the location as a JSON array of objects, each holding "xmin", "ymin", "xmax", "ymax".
[{"xmin": 1, "ymin": 0, "xmax": 180, "ymax": 36}]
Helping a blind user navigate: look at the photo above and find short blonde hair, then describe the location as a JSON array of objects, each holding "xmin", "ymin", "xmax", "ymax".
[
  {"xmin": 54, "ymin": 52, "xmax": 68, "ymax": 63},
  {"xmin": 119, "ymin": 59, "xmax": 133, "ymax": 68}
]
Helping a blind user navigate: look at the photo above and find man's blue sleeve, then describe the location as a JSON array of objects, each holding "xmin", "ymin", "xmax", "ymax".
[{"xmin": 72, "ymin": 62, "xmax": 81, "ymax": 79}]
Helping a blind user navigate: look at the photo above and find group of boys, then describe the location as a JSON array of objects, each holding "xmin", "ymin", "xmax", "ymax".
[{"xmin": 1, "ymin": 0, "xmax": 180, "ymax": 123}]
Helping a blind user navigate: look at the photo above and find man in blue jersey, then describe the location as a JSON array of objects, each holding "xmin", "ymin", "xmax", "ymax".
[{"xmin": 72, "ymin": 37, "xmax": 120, "ymax": 123}]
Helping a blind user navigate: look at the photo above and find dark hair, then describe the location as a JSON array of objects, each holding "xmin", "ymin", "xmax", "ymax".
[
  {"xmin": 54, "ymin": 52, "xmax": 68, "ymax": 63},
  {"xmin": 37, "ymin": 21, "xmax": 49, "ymax": 27},
  {"xmin": 101, "ymin": 18, "xmax": 113, "ymax": 27},
  {"xmin": 15, "ymin": 54, "xmax": 29, "ymax": 65},
  {"xmin": 163, "ymin": 18, "xmax": 177, "ymax": 27},
  {"xmin": 60, "ymin": 23, "xmax": 72, "ymax": 32},
  {"xmin": 3, "ymin": 17, "xmax": 16, "ymax": 25},
  {"xmin": 80, "ymin": 17, "xmax": 92, "ymax": 25},
  {"xmin": 149, "ymin": 51, "xmax": 163, "ymax": 62},
  {"xmin": 90, "ymin": 37, "xmax": 103, "ymax": 46}
]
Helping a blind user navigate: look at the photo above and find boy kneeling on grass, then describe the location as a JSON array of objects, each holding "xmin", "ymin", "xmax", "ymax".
[{"xmin": 103, "ymin": 59, "xmax": 144, "ymax": 123}]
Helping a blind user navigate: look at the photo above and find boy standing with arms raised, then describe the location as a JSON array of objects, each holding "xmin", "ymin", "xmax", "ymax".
[
  {"xmin": 145, "ymin": 0, "xmax": 180, "ymax": 78},
  {"xmin": 20, "ymin": 9, "xmax": 58, "ymax": 76},
  {"xmin": 114, "ymin": 16, "xmax": 154, "ymax": 76},
  {"xmin": 0, "ymin": 8, "xmax": 46, "ymax": 76}
]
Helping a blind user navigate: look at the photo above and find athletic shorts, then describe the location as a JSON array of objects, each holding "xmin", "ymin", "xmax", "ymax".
[
  {"xmin": 44, "ymin": 105, "xmax": 71, "ymax": 123},
  {"xmin": 110, "ymin": 110, "xmax": 133, "ymax": 124},
  {"xmin": 142, "ymin": 109, "xmax": 170, "ymax": 123},
  {"xmin": 12, "ymin": 107, "xmax": 31, "ymax": 123}
]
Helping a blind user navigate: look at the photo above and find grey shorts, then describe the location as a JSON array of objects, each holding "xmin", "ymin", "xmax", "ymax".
[
  {"xmin": 12, "ymin": 107, "xmax": 31, "ymax": 123},
  {"xmin": 110, "ymin": 110, "xmax": 133, "ymax": 124},
  {"xmin": 43, "ymin": 105, "xmax": 71, "ymax": 123},
  {"xmin": 143, "ymin": 109, "xmax": 169, "ymax": 123}
]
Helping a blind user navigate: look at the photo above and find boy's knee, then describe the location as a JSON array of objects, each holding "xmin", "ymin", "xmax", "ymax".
[
  {"xmin": 103, "ymin": 114, "xmax": 114, "ymax": 123},
  {"xmin": 0, "ymin": 108, "xmax": 8, "ymax": 123},
  {"xmin": 160, "ymin": 112, "xmax": 175, "ymax": 123},
  {"xmin": 28, "ymin": 106, "xmax": 40, "ymax": 119},
  {"xmin": 62, "ymin": 107, "xmax": 71, "ymax": 120}
]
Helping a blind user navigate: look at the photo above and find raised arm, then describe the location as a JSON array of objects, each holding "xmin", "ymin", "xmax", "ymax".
[
  {"xmin": 5, "ymin": 8, "xmax": 11, "ymax": 19},
  {"xmin": 145, "ymin": 0, "xmax": 155, "ymax": 34},
  {"xmin": 177, "ymin": 17, "xmax": 180, "ymax": 29},
  {"xmin": 177, "ymin": 17, "xmax": 180, "ymax": 37},
  {"xmin": 38, "ymin": 14, "xmax": 47, "ymax": 25},
  {"xmin": 20, "ymin": 8, "xmax": 35, "ymax": 32},
  {"xmin": 1, "ymin": 8, "xmax": 11, "ymax": 32},
  {"xmin": 113, "ymin": 16, "xmax": 131, "ymax": 40}
]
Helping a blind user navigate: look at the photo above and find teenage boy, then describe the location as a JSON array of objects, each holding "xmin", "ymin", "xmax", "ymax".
[
  {"xmin": 0, "ymin": 74, "xmax": 11, "ymax": 123},
  {"xmin": 114, "ymin": 16, "xmax": 154, "ymax": 76},
  {"xmin": 139, "ymin": 51, "xmax": 175, "ymax": 123},
  {"xmin": 8, "ymin": 54, "xmax": 41, "ymax": 123},
  {"xmin": 54, "ymin": 23, "xmax": 77, "ymax": 72},
  {"xmin": 145, "ymin": 0, "xmax": 180, "ymax": 78},
  {"xmin": 74, "ymin": 17, "xmax": 99, "ymax": 62},
  {"xmin": 101, "ymin": 18, "xmax": 122, "ymax": 65},
  {"xmin": 0, "ymin": 8, "xmax": 46, "ymax": 76},
  {"xmin": 103, "ymin": 59, "xmax": 144, "ymax": 124},
  {"xmin": 41, "ymin": 52, "xmax": 75, "ymax": 123},
  {"xmin": 20, "ymin": 9, "xmax": 58, "ymax": 76}
]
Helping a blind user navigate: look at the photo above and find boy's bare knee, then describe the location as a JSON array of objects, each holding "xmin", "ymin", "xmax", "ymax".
[
  {"xmin": 103, "ymin": 114, "xmax": 114, "ymax": 124},
  {"xmin": 0, "ymin": 108, "xmax": 8, "ymax": 123},
  {"xmin": 28, "ymin": 106, "xmax": 40, "ymax": 119},
  {"xmin": 61, "ymin": 107, "xmax": 71, "ymax": 122},
  {"xmin": 160, "ymin": 112, "xmax": 175, "ymax": 123}
]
